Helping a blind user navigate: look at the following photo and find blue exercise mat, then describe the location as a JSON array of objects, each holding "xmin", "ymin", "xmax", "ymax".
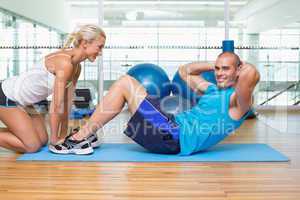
[{"xmin": 17, "ymin": 143, "xmax": 289, "ymax": 162}]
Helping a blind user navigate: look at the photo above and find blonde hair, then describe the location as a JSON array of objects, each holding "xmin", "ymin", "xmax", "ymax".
[{"xmin": 63, "ymin": 24, "xmax": 106, "ymax": 49}]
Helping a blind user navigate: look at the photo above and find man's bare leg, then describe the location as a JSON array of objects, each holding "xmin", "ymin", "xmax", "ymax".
[{"xmin": 72, "ymin": 75, "xmax": 147, "ymax": 140}]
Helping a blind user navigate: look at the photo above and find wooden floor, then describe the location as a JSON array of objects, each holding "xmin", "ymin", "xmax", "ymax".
[{"xmin": 1, "ymin": 110, "xmax": 300, "ymax": 200}]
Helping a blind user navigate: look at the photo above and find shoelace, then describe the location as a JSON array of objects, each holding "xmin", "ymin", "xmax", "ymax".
[{"xmin": 60, "ymin": 136, "xmax": 84, "ymax": 149}]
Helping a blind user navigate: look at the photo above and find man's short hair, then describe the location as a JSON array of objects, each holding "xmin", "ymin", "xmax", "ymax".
[{"xmin": 217, "ymin": 52, "xmax": 241, "ymax": 68}]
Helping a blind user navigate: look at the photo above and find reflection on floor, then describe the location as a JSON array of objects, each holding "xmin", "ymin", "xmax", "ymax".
[
  {"xmin": 1, "ymin": 110, "xmax": 300, "ymax": 199},
  {"xmin": 257, "ymin": 108, "xmax": 300, "ymax": 134}
]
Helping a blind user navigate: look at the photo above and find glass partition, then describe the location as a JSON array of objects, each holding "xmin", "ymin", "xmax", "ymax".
[{"xmin": 1, "ymin": 1, "xmax": 300, "ymax": 106}]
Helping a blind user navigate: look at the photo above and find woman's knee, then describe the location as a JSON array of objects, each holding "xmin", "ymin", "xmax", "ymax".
[
  {"xmin": 23, "ymin": 142, "xmax": 43, "ymax": 153},
  {"xmin": 38, "ymin": 131, "xmax": 49, "ymax": 146},
  {"xmin": 21, "ymin": 135, "xmax": 44, "ymax": 153}
]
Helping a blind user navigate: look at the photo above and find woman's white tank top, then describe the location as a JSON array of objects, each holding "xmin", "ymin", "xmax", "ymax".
[{"xmin": 2, "ymin": 54, "xmax": 72, "ymax": 106}]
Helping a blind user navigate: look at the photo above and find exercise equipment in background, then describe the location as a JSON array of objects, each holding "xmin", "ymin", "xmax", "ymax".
[
  {"xmin": 222, "ymin": 40, "xmax": 234, "ymax": 52},
  {"xmin": 74, "ymin": 89, "xmax": 92, "ymax": 108},
  {"xmin": 127, "ymin": 63, "xmax": 172, "ymax": 99},
  {"xmin": 70, "ymin": 88, "xmax": 95, "ymax": 119},
  {"xmin": 70, "ymin": 108, "xmax": 95, "ymax": 120}
]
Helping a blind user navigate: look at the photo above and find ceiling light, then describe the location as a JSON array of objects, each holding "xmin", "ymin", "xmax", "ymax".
[{"xmin": 68, "ymin": 1, "xmax": 247, "ymax": 6}]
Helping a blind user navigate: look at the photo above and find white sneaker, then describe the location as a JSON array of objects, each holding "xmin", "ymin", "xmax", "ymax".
[
  {"xmin": 87, "ymin": 132, "xmax": 102, "ymax": 148},
  {"xmin": 49, "ymin": 136, "xmax": 93, "ymax": 155}
]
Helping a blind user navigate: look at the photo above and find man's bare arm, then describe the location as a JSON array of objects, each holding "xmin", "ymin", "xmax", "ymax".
[
  {"xmin": 234, "ymin": 62, "xmax": 260, "ymax": 113},
  {"xmin": 178, "ymin": 62, "xmax": 214, "ymax": 94}
]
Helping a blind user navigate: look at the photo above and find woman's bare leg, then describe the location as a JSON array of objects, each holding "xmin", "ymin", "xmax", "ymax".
[
  {"xmin": 0, "ymin": 107, "xmax": 45, "ymax": 153},
  {"xmin": 31, "ymin": 114, "xmax": 48, "ymax": 146},
  {"xmin": 72, "ymin": 75, "xmax": 147, "ymax": 140}
]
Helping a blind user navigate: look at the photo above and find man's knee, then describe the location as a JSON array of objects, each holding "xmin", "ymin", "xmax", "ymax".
[
  {"xmin": 114, "ymin": 75, "xmax": 136, "ymax": 92},
  {"xmin": 118, "ymin": 75, "xmax": 136, "ymax": 86}
]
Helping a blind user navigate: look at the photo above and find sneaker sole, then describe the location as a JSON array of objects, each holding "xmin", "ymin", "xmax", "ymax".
[{"xmin": 49, "ymin": 146, "xmax": 94, "ymax": 155}]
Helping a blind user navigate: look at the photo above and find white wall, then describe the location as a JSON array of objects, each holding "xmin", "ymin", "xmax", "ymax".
[
  {"xmin": 0, "ymin": 0, "xmax": 70, "ymax": 32},
  {"xmin": 235, "ymin": 0, "xmax": 300, "ymax": 33}
]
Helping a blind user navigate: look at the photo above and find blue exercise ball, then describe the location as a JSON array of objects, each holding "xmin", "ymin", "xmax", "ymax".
[
  {"xmin": 127, "ymin": 63, "xmax": 172, "ymax": 99},
  {"xmin": 160, "ymin": 95, "xmax": 193, "ymax": 115},
  {"xmin": 172, "ymin": 70, "xmax": 217, "ymax": 103}
]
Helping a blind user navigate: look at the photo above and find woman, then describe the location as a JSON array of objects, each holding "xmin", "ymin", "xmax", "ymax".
[{"xmin": 0, "ymin": 24, "xmax": 106, "ymax": 153}]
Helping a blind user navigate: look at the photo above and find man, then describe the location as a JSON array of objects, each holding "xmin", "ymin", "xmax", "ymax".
[{"xmin": 50, "ymin": 52, "xmax": 260, "ymax": 156}]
